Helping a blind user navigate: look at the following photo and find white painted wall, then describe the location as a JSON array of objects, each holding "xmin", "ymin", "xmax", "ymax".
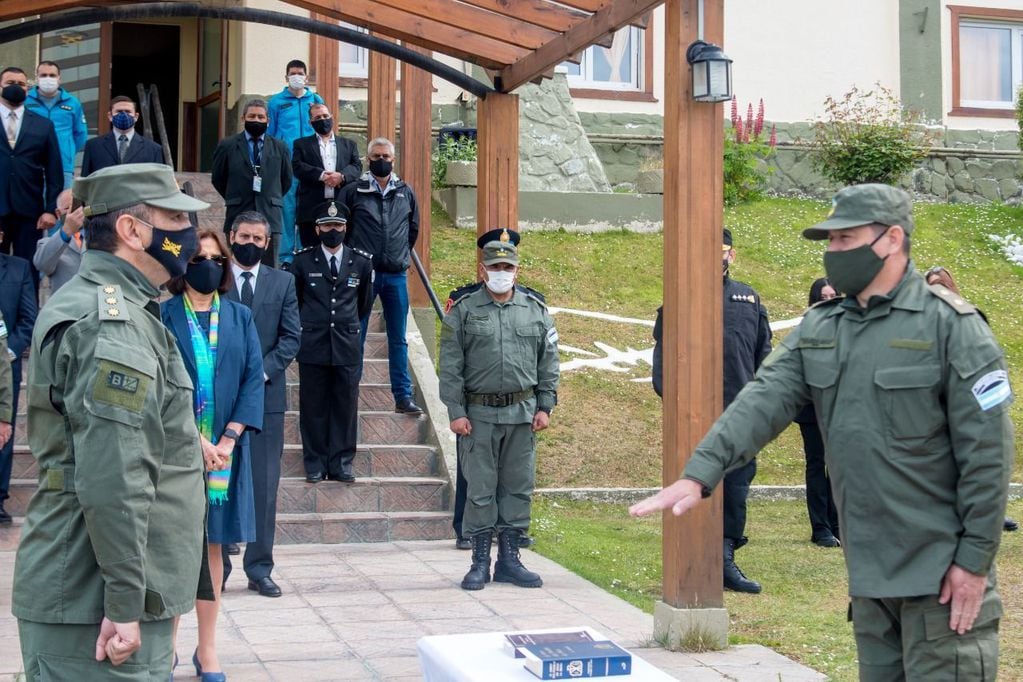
[{"xmin": 239, "ymin": 0, "xmax": 310, "ymax": 98}]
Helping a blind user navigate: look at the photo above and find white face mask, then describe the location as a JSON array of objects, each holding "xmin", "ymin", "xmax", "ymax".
[
  {"xmin": 37, "ymin": 77, "xmax": 59, "ymax": 95},
  {"xmin": 484, "ymin": 269, "xmax": 516, "ymax": 294},
  {"xmin": 288, "ymin": 74, "xmax": 306, "ymax": 90}
]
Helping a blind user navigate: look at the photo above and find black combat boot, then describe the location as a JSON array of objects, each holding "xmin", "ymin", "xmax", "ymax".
[
  {"xmin": 493, "ymin": 529, "xmax": 543, "ymax": 588},
  {"xmin": 460, "ymin": 533, "xmax": 492, "ymax": 590},
  {"xmin": 723, "ymin": 538, "xmax": 761, "ymax": 594}
]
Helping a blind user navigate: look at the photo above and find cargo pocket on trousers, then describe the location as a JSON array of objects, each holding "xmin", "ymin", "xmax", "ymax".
[
  {"xmin": 923, "ymin": 597, "xmax": 1001, "ymax": 681},
  {"xmin": 37, "ymin": 652, "xmax": 149, "ymax": 681}
]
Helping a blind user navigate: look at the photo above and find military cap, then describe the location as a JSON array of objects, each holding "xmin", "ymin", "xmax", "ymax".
[
  {"xmin": 316, "ymin": 201, "xmax": 349, "ymax": 225},
  {"xmin": 803, "ymin": 183, "xmax": 914, "ymax": 240},
  {"xmin": 723, "ymin": 228, "xmax": 733, "ymax": 250},
  {"xmin": 481, "ymin": 240, "xmax": 518, "ymax": 266},
  {"xmin": 476, "ymin": 228, "xmax": 520, "ymax": 250},
  {"xmin": 74, "ymin": 163, "xmax": 209, "ymax": 217}
]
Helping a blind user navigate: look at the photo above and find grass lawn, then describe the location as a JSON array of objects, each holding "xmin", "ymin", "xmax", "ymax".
[{"xmin": 530, "ymin": 497, "xmax": 1023, "ymax": 681}]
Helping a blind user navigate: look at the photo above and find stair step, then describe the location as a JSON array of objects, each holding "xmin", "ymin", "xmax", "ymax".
[
  {"xmin": 12, "ymin": 444, "xmax": 440, "ymax": 481},
  {"xmin": 282, "ymin": 411, "xmax": 429, "ymax": 446},
  {"xmin": 275, "ymin": 511, "xmax": 453, "ymax": 544},
  {"xmin": 0, "ymin": 517, "xmax": 22, "ymax": 551},
  {"xmin": 286, "ymin": 358, "xmax": 393, "ymax": 384}
]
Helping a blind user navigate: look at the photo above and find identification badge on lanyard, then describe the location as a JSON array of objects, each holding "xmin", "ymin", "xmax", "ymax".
[{"xmin": 252, "ymin": 175, "xmax": 262, "ymax": 193}]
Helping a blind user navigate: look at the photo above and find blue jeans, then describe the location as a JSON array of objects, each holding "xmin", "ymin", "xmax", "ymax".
[{"xmin": 360, "ymin": 271, "xmax": 412, "ymax": 402}]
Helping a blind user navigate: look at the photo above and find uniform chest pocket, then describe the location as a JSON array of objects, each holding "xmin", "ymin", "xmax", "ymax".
[
  {"xmin": 874, "ymin": 364, "xmax": 944, "ymax": 440},
  {"xmin": 465, "ymin": 317, "xmax": 493, "ymax": 335},
  {"xmin": 516, "ymin": 324, "xmax": 540, "ymax": 350}
]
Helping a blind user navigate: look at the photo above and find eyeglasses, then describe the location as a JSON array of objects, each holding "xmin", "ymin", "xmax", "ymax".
[{"xmin": 189, "ymin": 254, "xmax": 228, "ymax": 265}]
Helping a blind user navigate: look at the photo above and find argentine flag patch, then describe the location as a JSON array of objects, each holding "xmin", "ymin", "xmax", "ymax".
[
  {"xmin": 972, "ymin": 370, "xmax": 1012, "ymax": 411},
  {"xmin": 546, "ymin": 327, "xmax": 559, "ymax": 347}
]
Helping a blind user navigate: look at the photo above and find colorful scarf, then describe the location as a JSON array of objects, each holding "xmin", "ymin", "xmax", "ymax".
[{"xmin": 183, "ymin": 293, "xmax": 229, "ymax": 505}]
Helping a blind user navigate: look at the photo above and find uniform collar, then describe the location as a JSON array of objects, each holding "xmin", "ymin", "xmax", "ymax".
[
  {"xmin": 77, "ymin": 250, "xmax": 161, "ymax": 304},
  {"xmin": 473, "ymin": 286, "xmax": 526, "ymax": 307},
  {"xmin": 838, "ymin": 262, "xmax": 922, "ymax": 318}
]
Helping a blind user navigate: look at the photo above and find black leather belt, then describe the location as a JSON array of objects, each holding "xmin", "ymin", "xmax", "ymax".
[{"xmin": 466, "ymin": 389, "xmax": 534, "ymax": 407}]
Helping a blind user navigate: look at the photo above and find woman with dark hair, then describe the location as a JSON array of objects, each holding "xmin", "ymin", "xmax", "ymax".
[
  {"xmin": 925, "ymin": 265, "xmax": 1017, "ymax": 533},
  {"xmin": 795, "ymin": 278, "xmax": 841, "ymax": 547},
  {"xmin": 162, "ymin": 228, "xmax": 264, "ymax": 681}
]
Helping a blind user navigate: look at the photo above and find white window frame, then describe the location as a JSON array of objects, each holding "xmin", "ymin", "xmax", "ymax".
[
  {"xmin": 339, "ymin": 22, "xmax": 368, "ymax": 79},
  {"xmin": 958, "ymin": 19, "xmax": 1023, "ymax": 110},
  {"xmin": 557, "ymin": 26, "xmax": 644, "ymax": 92}
]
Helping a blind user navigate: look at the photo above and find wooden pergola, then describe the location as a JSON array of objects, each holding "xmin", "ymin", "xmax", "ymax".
[{"xmin": 0, "ymin": 0, "xmax": 728, "ymax": 644}]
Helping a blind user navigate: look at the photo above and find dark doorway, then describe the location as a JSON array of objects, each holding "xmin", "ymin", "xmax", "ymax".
[{"xmin": 111, "ymin": 22, "xmax": 180, "ymax": 167}]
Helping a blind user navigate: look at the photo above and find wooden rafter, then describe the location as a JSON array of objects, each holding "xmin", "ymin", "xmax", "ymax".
[
  {"xmin": 455, "ymin": 0, "xmax": 591, "ymax": 33},
  {"xmin": 550, "ymin": 0, "xmax": 609, "ymax": 12},
  {"xmin": 0, "ymin": 0, "xmax": 125, "ymax": 22},
  {"xmin": 497, "ymin": 0, "xmax": 662, "ymax": 91}
]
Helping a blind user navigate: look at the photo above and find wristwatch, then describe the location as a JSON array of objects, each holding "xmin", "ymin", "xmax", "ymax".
[{"xmin": 222, "ymin": 427, "xmax": 241, "ymax": 441}]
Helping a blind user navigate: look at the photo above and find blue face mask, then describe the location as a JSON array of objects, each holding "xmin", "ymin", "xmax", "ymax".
[{"xmin": 112, "ymin": 111, "xmax": 135, "ymax": 131}]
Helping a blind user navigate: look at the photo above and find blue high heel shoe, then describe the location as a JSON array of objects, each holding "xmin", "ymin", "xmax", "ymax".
[{"xmin": 192, "ymin": 649, "xmax": 227, "ymax": 681}]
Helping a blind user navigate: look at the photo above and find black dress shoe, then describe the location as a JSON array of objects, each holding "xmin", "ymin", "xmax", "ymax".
[
  {"xmin": 248, "ymin": 576, "xmax": 282, "ymax": 598},
  {"xmin": 306, "ymin": 472, "xmax": 324, "ymax": 483},
  {"xmin": 225, "ymin": 543, "xmax": 240, "ymax": 555},
  {"xmin": 812, "ymin": 534, "xmax": 841, "ymax": 548},
  {"xmin": 0, "ymin": 506, "xmax": 11, "ymax": 526},
  {"xmin": 517, "ymin": 534, "xmax": 535, "ymax": 548},
  {"xmin": 455, "ymin": 536, "xmax": 472, "ymax": 550},
  {"xmin": 1005, "ymin": 517, "xmax": 1019, "ymax": 532},
  {"xmin": 395, "ymin": 398, "xmax": 423, "ymax": 415},
  {"xmin": 326, "ymin": 472, "xmax": 356, "ymax": 483}
]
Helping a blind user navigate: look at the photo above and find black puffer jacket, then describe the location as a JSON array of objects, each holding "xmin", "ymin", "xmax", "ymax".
[{"xmin": 340, "ymin": 175, "xmax": 420, "ymax": 273}]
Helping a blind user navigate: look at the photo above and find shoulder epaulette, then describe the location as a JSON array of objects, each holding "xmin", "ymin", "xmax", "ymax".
[
  {"xmin": 97, "ymin": 284, "xmax": 129, "ymax": 322},
  {"xmin": 809, "ymin": 296, "xmax": 844, "ymax": 310},
  {"xmin": 928, "ymin": 284, "xmax": 977, "ymax": 315},
  {"xmin": 351, "ymin": 248, "xmax": 372, "ymax": 259},
  {"xmin": 516, "ymin": 284, "xmax": 546, "ymax": 304},
  {"xmin": 293, "ymin": 246, "xmax": 315, "ymax": 256},
  {"xmin": 445, "ymin": 281, "xmax": 482, "ymax": 313}
]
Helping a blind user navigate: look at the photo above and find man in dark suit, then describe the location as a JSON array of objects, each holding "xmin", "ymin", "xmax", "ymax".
[
  {"xmin": 0, "ymin": 231, "xmax": 37, "ymax": 525},
  {"xmin": 0, "ymin": 66, "xmax": 62, "ymax": 277},
  {"xmin": 291, "ymin": 203, "xmax": 372, "ymax": 484},
  {"xmin": 80, "ymin": 96, "xmax": 165, "ymax": 176},
  {"xmin": 221, "ymin": 210, "xmax": 300, "ymax": 597},
  {"xmin": 212, "ymin": 99, "xmax": 292, "ymax": 267},
  {"xmin": 291, "ymin": 102, "xmax": 362, "ymax": 250}
]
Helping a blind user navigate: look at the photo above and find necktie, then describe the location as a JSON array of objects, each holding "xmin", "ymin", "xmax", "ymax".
[
  {"xmin": 5, "ymin": 111, "xmax": 16, "ymax": 147},
  {"xmin": 329, "ymin": 255, "xmax": 338, "ymax": 279},
  {"xmin": 251, "ymin": 137, "xmax": 261, "ymax": 168},
  {"xmin": 241, "ymin": 271, "xmax": 254, "ymax": 307},
  {"xmin": 118, "ymin": 134, "xmax": 128, "ymax": 162}
]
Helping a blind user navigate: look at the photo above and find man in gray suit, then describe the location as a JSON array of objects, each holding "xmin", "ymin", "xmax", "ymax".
[
  {"xmin": 33, "ymin": 189, "xmax": 83, "ymax": 294},
  {"xmin": 212, "ymin": 99, "xmax": 293, "ymax": 267},
  {"xmin": 222, "ymin": 210, "xmax": 301, "ymax": 597}
]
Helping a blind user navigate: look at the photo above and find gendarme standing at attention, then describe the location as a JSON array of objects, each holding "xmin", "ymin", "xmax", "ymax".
[
  {"xmin": 13, "ymin": 163, "xmax": 210, "ymax": 680},
  {"xmin": 632, "ymin": 184, "xmax": 1012, "ymax": 681}
]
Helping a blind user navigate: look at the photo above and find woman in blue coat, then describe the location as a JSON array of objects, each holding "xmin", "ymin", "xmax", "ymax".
[{"xmin": 162, "ymin": 228, "xmax": 264, "ymax": 681}]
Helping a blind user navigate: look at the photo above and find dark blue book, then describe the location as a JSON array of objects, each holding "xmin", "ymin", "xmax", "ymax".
[
  {"xmin": 505, "ymin": 630, "xmax": 595, "ymax": 658},
  {"xmin": 520, "ymin": 640, "xmax": 632, "ymax": 679}
]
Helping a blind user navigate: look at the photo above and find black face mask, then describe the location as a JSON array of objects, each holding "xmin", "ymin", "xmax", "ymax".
[
  {"xmin": 184, "ymin": 259, "xmax": 223, "ymax": 295},
  {"xmin": 318, "ymin": 229, "xmax": 345, "ymax": 248},
  {"xmin": 244, "ymin": 120, "xmax": 267, "ymax": 138},
  {"xmin": 369, "ymin": 158, "xmax": 393, "ymax": 178},
  {"xmin": 2, "ymin": 85, "xmax": 26, "ymax": 105},
  {"xmin": 311, "ymin": 118, "xmax": 334, "ymax": 136},
  {"xmin": 231, "ymin": 241, "xmax": 265, "ymax": 268},
  {"xmin": 144, "ymin": 222, "xmax": 198, "ymax": 280}
]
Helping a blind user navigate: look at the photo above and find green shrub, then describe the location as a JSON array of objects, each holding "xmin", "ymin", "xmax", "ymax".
[
  {"xmin": 432, "ymin": 136, "xmax": 477, "ymax": 188},
  {"xmin": 723, "ymin": 97, "xmax": 775, "ymax": 206},
  {"xmin": 809, "ymin": 84, "xmax": 934, "ymax": 186}
]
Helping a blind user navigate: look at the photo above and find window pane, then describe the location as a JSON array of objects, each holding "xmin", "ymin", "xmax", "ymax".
[
  {"xmin": 960, "ymin": 25, "xmax": 1011, "ymax": 103},
  {"xmin": 563, "ymin": 27, "xmax": 642, "ymax": 90}
]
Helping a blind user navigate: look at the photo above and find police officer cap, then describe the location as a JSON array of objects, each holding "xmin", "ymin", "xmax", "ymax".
[
  {"xmin": 476, "ymin": 228, "xmax": 520, "ymax": 250},
  {"xmin": 73, "ymin": 163, "xmax": 209, "ymax": 217},
  {"xmin": 723, "ymin": 228, "xmax": 733, "ymax": 248},
  {"xmin": 315, "ymin": 201, "xmax": 349, "ymax": 226},
  {"xmin": 481, "ymin": 241, "xmax": 519, "ymax": 266},
  {"xmin": 803, "ymin": 183, "xmax": 914, "ymax": 240}
]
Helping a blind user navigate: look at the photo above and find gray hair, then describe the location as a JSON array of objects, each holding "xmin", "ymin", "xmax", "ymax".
[
  {"xmin": 231, "ymin": 210, "xmax": 272, "ymax": 237},
  {"xmin": 242, "ymin": 98, "xmax": 268, "ymax": 118},
  {"xmin": 367, "ymin": 137, "xmax": 395, "ymax": 156}
]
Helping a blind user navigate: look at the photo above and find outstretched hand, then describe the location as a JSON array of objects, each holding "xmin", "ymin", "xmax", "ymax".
[{"xmin": 629, "ymin": 479, "xmax": 704, "ymax": 518}]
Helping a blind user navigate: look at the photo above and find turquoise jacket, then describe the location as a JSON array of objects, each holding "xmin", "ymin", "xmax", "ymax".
[
  {"xmin": 266, "ymin": 87, "xmax": 324, "ymax": 150},
  {"xmin": 26, "ymin": 87, "xmax": 87, "ymax": 187}
]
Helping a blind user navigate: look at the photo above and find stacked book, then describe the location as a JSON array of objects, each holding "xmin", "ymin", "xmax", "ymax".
[{"xmin": 505, "ymin": 631, "xmax": 633, "ymax": 680}]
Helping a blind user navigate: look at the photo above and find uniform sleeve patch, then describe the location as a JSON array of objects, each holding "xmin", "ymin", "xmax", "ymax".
[
  {"xmin": 93, "ymin": 360, "xmax": 151, "ymax": 413},
  {"xmin": 0, "ymin": 318, "xmax": 8, "ymax": 339},
  {"xmin": 972, "ymin": 370, "xmax": 1011, "ymax": 411},
  {"xmin": 546, "ymin": 327, "xmax": 559, "ymax": 346}
]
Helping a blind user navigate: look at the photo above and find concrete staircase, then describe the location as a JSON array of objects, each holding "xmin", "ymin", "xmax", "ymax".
[{"xmin": 1, "ymin": 311, "xmax": 454, "ymax": 549}]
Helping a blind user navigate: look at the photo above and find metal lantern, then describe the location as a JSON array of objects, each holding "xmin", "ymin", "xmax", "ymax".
[{"xmin": 686, "ymin": 40, "xmax": 732, "ymax": 103}]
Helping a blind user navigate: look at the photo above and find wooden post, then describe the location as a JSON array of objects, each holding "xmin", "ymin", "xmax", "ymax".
[
  {"xmin": 476, "ymin": 92, "xmax": 519, "ymax": 251},
  {"xmin": 401, "ymin": 44, "xmax": 434, "ymax": 308},
  {"xmin": 658, "ymin": 0, "xmax": 727, "ymax": 633},
  {"xmin": 367, "ymin": 34, "xmax": 397, "ymax": 145},
  {"xmin": 311, "ymin": 13, "xmax": 340, "ymax": 116}
]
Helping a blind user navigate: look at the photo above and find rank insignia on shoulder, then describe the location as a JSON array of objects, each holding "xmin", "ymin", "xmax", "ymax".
[
  {"xmin": 730, "ymin": 294, "xmax": 756, "ymax": 303},
  {"xmin": 352, "ymin": 248, "xmax": 372, "ymax": 259},
  {"xmin": 928, "ymin": 284, "xmax": 977, "ymax": 315},
  {"xmin": 97, "ymin": 284, "xmax": 128, "ymax": 321}
]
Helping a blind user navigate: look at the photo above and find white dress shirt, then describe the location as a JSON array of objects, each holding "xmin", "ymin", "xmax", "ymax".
[
  {"xmin": 231, "ymin": 261, "xmax": 260, "ymax": 294},
  {"xmin": 317, "ymin": 134, "xmax": 337, "ymax": 198},
  {"xmin": 1, "ymin": 103, "xmax": 24, "ymax": 145}
]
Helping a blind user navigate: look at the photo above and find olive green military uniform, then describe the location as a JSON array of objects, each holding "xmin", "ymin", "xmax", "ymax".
[
  {"xmin": 683, "ymin": 265, "xmax": 1011, "ymax": 681},
  {"xmin": 0, "ymin": 312, "xmax": 15, "ymax": 424},
  {"xmin": 439, "ymin": 285, "xmax": 559, "ymax": 537},
  {"xmin": 13, "ymin": 250, "xmax": 207, "ymax": 680}
]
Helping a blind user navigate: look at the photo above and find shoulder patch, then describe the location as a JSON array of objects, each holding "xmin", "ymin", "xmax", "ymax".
[
  {"xmin": 928, "ymin": 284, "xmax": 977, "ymax": 315},
  {"xmin": 97, "ymin": 284, "xmax": 129, "ymax": 322},
  {"xmin": 352, "ymin": 248, "xmax": 372, "ymax": 259},
  {"xmin": 446, "ymin": 283, "xmax": 481, "ymax": 313}
]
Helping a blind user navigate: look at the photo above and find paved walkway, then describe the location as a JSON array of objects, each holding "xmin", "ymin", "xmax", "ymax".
[{"xmin": 1, "ymin": 541, "xmax": 825, "ymax": 681}]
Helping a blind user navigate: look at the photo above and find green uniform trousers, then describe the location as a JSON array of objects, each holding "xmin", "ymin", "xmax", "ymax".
[
  {"xmin": 18, "ymin": 618, "xmax": 174, "ymax": 681},
  {"xmin": 852, "ymin": 585, "xmax": 1001, "ymax": 681},
  {"xmin": 460, "ymin": 420, "xmax": 535, "ymax": 537}
]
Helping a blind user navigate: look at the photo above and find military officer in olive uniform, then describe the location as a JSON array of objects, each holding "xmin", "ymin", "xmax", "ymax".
[
  {"xmin": 652, "ymin": 228, "xmax": 772, "ymax": 594},
  {"xmin": 632, "ymin": 184, "xmax": 1012, "ymax": 681},
  {"xmin": 291, "ymin": 202, "xmax": 373, "ymax": 483},
  {"xmin": 12, "ymin": 163, "xmax": 211, "ymax": 680},
  {"xmin": 440, "ymin": 231, "xmax": 560, "ymax": 590}
]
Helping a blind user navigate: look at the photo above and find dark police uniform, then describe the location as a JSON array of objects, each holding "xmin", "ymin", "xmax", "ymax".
[{"xmin": 291, "ymin": 236, "xmax": 373, "ymax": 481}]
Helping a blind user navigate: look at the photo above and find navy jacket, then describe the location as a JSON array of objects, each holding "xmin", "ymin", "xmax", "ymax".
[
  {"xmin": 81, "ymin": 131, "xmax": 165, "ymax": 176},
  {"xmin": 0, "ymin": 253, "xmax": 37, "ymax": 357},
  {"xmin": 0, "ymin": 108, "xmax": 63, "ymax": 218},
  {"xmin": 340, "ymin": 175, "xmax": 419, "ymax": 273}
]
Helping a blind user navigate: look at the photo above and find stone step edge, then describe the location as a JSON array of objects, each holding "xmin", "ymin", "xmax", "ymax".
[{"xmin": 276, "ymin": 511, "xmax": 450, "ymax": 522}]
